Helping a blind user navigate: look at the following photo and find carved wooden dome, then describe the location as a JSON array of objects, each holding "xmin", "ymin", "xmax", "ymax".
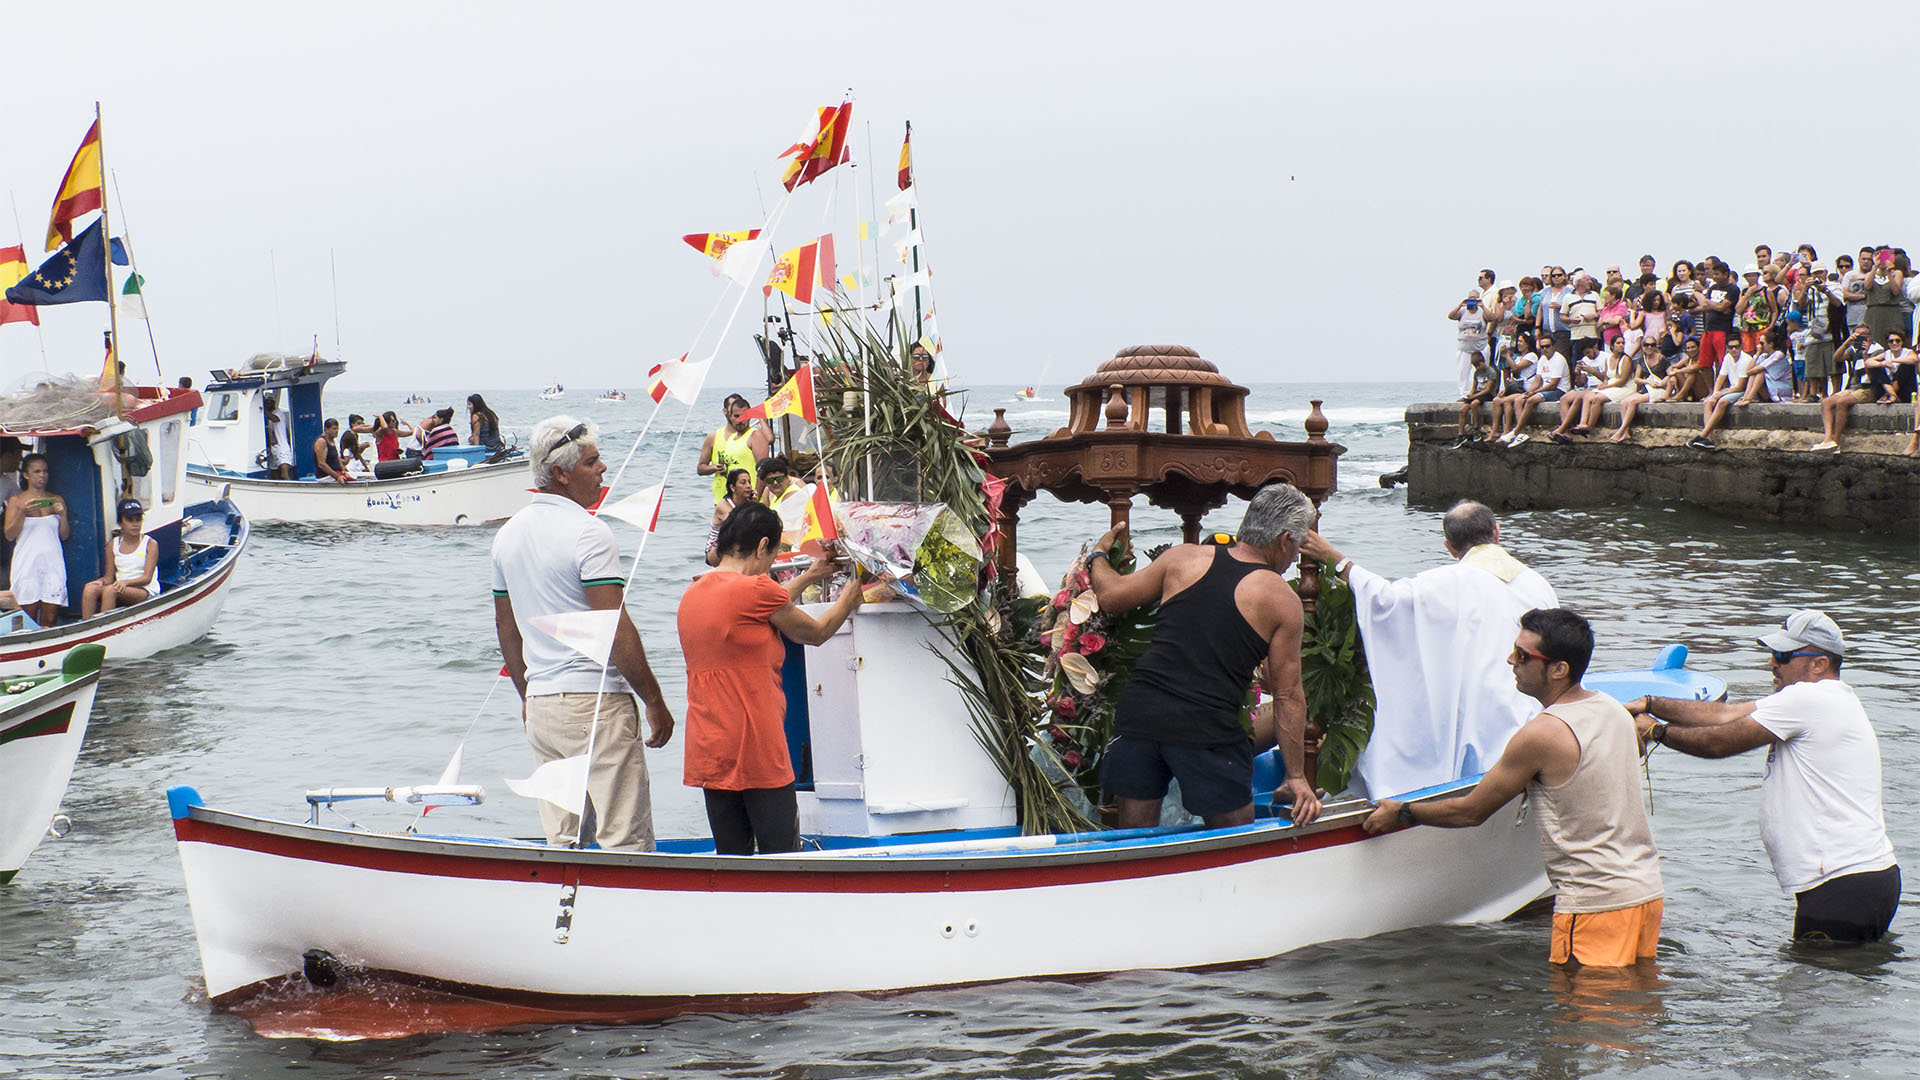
[{"xmin": 1057, "ymin": 344, "xmax": 1254, "ymax": 438}]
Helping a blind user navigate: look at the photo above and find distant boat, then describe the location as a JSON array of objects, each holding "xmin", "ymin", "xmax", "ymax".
[
  {"xmin": 596, "ymin": 389, "xmax": 627, "ymax": 404},
  {"xmin": 1016, "ymin": 387, "xmax": 1036, "ymax": 399},
  {"xmin": 538, "ymin": 383, "xmax": 565, "ymax": 401},
  {"xmin": 403, "ymin": 393, "xmax": 430, "ymax": 405},
  {"xmin": 184, "ymin": 354, "xmax": 530, "ymax": 526}
]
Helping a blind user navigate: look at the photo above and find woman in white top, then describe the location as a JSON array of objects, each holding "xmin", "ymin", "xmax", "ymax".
[
  {"xmin": 5, "ymin": 453, "xmax": 70, "ymax": 628},
  {"xmin": 81, "ymin": 498, "xmax": 158, "ymax": 618}
]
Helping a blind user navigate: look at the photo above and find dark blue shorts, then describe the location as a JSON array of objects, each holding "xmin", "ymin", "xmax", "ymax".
[
  {"xmin": 1535, "ymin": 388, "xmax": 1566, "ymax": 403},
  {"xmin": 1102, "ymin": 736, "xmax": 1253, "ymax": 817}
]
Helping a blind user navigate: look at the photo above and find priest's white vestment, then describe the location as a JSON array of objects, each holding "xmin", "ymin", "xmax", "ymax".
[{"xmin": 1347, "ymin": 544, "xmax": 1557, "ymax": 799}]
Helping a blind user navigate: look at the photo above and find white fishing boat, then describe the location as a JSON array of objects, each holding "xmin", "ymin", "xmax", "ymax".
[
  {"xmin": 595, "ymin": 389, "xmax": 627, "ymax": 404},
  {"xmin": 0, "ymin": 644, "xmax": 105, "ymax": 884},
  {"xmin": 168, "ymin": 585, "xmax": 1723, "ymax": 1020},
  {"xmin": 0, "ymin": 387, "xmax": 249, "ymax": 677},
  {"xmin": 538, "ymin": 382, "xmax": 564, "ymax": 401},
  {"xmin": 182, "ymin": 355, "xmax": 530, "ymax": 526}
]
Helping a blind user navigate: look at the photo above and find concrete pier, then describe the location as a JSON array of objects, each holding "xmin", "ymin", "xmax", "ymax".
[{"xmin": 1404, "ymin": 401, "xmax": 1918, "ymax": 534}]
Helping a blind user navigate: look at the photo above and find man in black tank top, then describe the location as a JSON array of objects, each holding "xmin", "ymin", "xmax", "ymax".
[{"xmin": 1087, "ymin": 483, "xmax": 1322, "ymax": 830}]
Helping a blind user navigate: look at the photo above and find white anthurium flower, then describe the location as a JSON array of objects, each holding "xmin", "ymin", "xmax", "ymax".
[
  {"xmin": 1059, "ymin": 652, "xmax": 1100, "ymax": 695},
  {"xmin": 1068, "ymin": 591, "xmax": 1099, "ymax": 625}
]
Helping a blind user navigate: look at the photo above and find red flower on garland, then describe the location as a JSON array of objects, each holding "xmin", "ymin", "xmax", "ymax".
[
  {"xmin": 1051, "ymin": 696, "xmax": 1079, "ymax": 719},
  {"xmin": 1077, "ymin": 631, "xmax": 1107, "ymax": 655},
  {"xmin": 1052, "ymin": 589, "xmax": 1071, "ymax": 610},
  {"xmin": 1062, "ymin": 749, "xmax": 1085, "ymax": 769}
]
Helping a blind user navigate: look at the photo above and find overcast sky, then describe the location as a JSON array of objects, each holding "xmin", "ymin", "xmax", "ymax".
[{"xmin": 2, "ymin": 2, "xmax": 1914, "ymax": 393}]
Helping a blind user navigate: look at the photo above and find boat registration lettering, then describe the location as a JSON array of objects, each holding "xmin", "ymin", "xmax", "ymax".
[{"xmin": 365, "ymin": 493, "xmax": 424, "ymax": 510}]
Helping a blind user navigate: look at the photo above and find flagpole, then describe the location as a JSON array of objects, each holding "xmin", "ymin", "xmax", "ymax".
[
  {"xmin": 95, "ymin": 102, "xmax": 125, "ymax": 423},
  {"xmin": 330, "ymin": 248, "xmax": 343, "ymax": 360},
  {"xmin": 906, "ymin": 121, "xmax": 923, "ymax": 359},
  {"xmin": 109, "ymin": 168, "xmax": 162, "ymax": 379},
  {"xmin": 6, "ymin": 191, "xmax": 50, "ymax": 373}
]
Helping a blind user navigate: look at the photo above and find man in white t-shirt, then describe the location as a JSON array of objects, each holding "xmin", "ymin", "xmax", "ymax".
[
  {"xmin": 493, "ymin": 416, "xmax": 677, "ymax": 851},
  {"xmin": 1500, "ymin": 338, "xmax": 1569, "ymax": 446},
  {"xmin": 1688, "ymin": 340, "xmax": 1752, "ymax": 448},
  {"xmin": 1627, "ymin": 610, "xmax": 1899, "ymax": 943}
]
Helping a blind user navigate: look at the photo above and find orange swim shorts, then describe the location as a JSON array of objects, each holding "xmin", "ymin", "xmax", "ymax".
[{"xmin": 1550, "ymin": 898, "xmax": 1663, "ymax": 967}]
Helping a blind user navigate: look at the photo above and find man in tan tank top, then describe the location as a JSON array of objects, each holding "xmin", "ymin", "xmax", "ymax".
[{"xmin": 1362, "ymin": 608, "xmax": 1663, "ymax": 967}]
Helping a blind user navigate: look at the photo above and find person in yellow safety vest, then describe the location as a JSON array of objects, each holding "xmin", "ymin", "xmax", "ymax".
[
  {"xmin": 697, "ymin": 394, "xmax": 773, "ymax": 503},
  {"xmin": 756, "ymin": 455, "xmax": 802, "ymax": 505}
]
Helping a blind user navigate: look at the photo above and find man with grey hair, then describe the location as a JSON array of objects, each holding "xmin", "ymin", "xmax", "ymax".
[
  {"xmin": 1087, "ymin": 482, "xmax": 1321, "ymax": 830},
  {"xmin": 1303, "ymin": 500, "xmax": 1556, "ymax": 799},
  {"xmin": 492, "ymin": 416, "xmax": 676, "ymax": 850}
]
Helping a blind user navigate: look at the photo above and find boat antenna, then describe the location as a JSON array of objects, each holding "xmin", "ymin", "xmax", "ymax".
[
  {"xmin": 330, "ymin": 248, "xmax": 342, "ymax": 360},
  {"xmin": 6, "ymin": 190, "xmax": 51, "ymax": 373},
  {"xmin": 95, "ymin": 102, "xmax": 125, "ymax": 422},
  {"xmin": 109, "ymin": 167, "xmax": 163, "ymax": 379},
  {"xmin": 269, "ymin": 249, "xmax": 283, "ymax": 349}
]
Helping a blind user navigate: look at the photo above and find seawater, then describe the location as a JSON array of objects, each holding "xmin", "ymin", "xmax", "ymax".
[{"xmin": 1, "ymin": 381, "xmax": 1913, "ymax": 1078}]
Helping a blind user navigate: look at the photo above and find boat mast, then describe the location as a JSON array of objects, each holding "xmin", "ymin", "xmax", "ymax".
[{"xmin": 96, "ymin": 102, "xmax": 123, "ymax": 425}]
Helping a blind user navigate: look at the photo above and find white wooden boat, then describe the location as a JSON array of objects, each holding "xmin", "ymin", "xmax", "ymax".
[
  {"xmin": 168, "ymin": 607, "xmax": 1763, "ymax": 1029},
  {"xmin": 0, "ymin": 389, "xmax": 249, "ymax": 676},
  {"xmin": 183, "ymin": 356, "xmax": 529, "ymax": 526},
  {"xmin": 0, "ymin": 644, "xmax": 105, "ymax": 884},
  {"xmin": 595, "ymin": 390, "xmax": 627, "ymax": 403},
  {"xmin": 538, "ymin": 383, "xmax": 564, "ymax": 401}
]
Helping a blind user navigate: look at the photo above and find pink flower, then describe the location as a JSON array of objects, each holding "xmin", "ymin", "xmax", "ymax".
[
  {"xmin": 1061, "ymin": 623, "xmax": 1080, "ymax": 648},
  {"xmin": 1051, "ymin": 696, "xmax": 1079, "ymax": 719},
  {"xmin": 1062, "ymin": 749, "xmax": 1085, "ymax": 770},
  {"xmin": 1078, "ymin": 631, "xmax": 1107, "ymax": 655},
  {"xmin": 1052, "ymin": 590, "xmax": 1071, "ymax": 610},
  {"xmin": 1069, "ymin": 570, "xmax": 1090, "ymax": 592},
  {"xmin": 1047, "ymin": 725, "xmax": 1071, "ymax": 743}
]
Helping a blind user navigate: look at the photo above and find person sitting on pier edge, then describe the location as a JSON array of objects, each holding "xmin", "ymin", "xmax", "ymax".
[
  {"xmin": 1629, "ymin": 611, "xmax": 1899, "ymax": 944},
  {"xmin": 312, "ymin": 419, "xmax": 355, "ymax": 483},
  {"xmin": 1088, "ymin": 482, "xmax": 1322, "ymax": 831},
  {"xmin": 697, "ymin": 394, "xmax": 771, "ymax": 505},
  {"xmin": 1811, "ymin": 329, "xmax": 1907, "ymax": 452},
  {"xmin": 1304, "ymin": 500, "xmax": 1557, "ymax": 799},
  {"xmin": 678, "ymin": 501, "xmax": 866, "ymax": 855},
  {"xmin": 1550, "ymin": 335, "xmax": 1634, "ymax": 443},
  {"xmin": 492, "ymin": 417, "xmax": 677, "ymax": 851},
  {"xmin": 81, "ymin": 498, "xmax": 157, "ymax": 618},
  {"xmin": 1364, "ymin": 608, "xmax": 1664, "ymax": 969},
  {"xmin": 1484, "ymin": 332, "xmax": 1538, "ymax": 444},
  {"xmin": 1453, "ymin": 353, "xmax": 1497, "ymax": 446},
  {"xmin": 705, "ymin": 468, "xmax": 756, "ymax": 567},
  {"xmin": 1499, "ymin": 334, "xmax": 1568, "ymax": 446},
  {"xmin": 1687, "ymin": 337, "xmax": 1753, "ymax": 449}
]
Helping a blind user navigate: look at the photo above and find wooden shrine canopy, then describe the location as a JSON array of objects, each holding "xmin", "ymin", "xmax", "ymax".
[{"xmin": 983, "ymin": 344, "xmax": 1343, "ymax": 580}]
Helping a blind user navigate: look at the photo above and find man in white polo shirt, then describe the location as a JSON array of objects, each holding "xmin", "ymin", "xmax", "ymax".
[
  {"xmin": 1628, "ymin": 610, "xmax": 1900, "ymax": 943},
  {"xmin": 493, "ymin": 416, "xmax": 676, "ymax": 851}
]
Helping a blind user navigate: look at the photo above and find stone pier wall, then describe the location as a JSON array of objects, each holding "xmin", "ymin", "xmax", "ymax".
[{"xmin": 1404, "ymin": 401, "xmax": 1918, "ymax": 534}]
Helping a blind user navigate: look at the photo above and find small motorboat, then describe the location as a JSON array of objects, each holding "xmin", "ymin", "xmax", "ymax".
[
  {"xmin": 596, "ymin": 389, "xmax": 627, "ymax": 404},
  {"xmin": 538, "ymin": 383, "xmax": 565, "ymax": 401}
]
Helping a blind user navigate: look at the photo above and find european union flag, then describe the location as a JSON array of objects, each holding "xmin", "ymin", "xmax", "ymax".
[{"xmin": 5, "ymin": 219, "xmax": 109, "ymax": 306}]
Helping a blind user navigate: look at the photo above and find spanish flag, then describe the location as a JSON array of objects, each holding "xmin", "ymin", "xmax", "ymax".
[
  {"xmin": 46, "ymin": 121, "xmax": 104, "ymax": 252},
  {"xmin": 764, "ymin": 234, "xmax": 834, "ymax": 305},
  {"xmin": 0, "ymin": 246, "xmax": 38, "ymax": 327},
  {"xmin": 897, "ymin": 123, "xmax": 912, "ymax": 191},
  {"xmin": 739, "ymin": 365, "xmax": 817, "ymax": 424},
  {"xmin": 779, "ymin": 103, "xmax": 852, "ymax": 192},
  {"xmin": 681, "ymin": 229, "xmax": 761, "ymax": 261},
  {"xmin": 801, "ymin": 481, "xmax": 838, "ymax": 543}
]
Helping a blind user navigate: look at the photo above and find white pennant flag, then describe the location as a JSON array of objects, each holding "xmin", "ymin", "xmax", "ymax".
[
  {"xmin": 505, "ymin": 754, "xmax": 588, "ymax": 814},
  {"xmin": 599, "ymin": 482, "xmax": 665, "ymax": 532},
  {"xmin": 646, "ymin": 353, "xmax": 714, "ymax": 406},
  {"xmin": 417, "ymin": 742, "xmax": 467, "ymax": 816},
  {"xmin": 885, "ymin": 186, "xmax": 917, "ymax": 224},
  {"xmin": 717, "ymin": 238, "xmax": 764, "ymax": 286},
  {"xmin": 529, "ymin": 609, "xmax": 621, "ymax": 667}
]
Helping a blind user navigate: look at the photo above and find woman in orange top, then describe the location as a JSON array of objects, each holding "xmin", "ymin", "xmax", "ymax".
[{"xmin": 678, "ymin": 501, "xmax": 864, "ymax": 854}]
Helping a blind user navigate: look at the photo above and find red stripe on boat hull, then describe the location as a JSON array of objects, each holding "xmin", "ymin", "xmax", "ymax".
[{"xmin": 174, "ymin": 814, "xmax": 1372, "ymax": 895}]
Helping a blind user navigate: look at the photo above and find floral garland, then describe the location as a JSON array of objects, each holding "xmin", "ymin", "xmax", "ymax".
[{"xmin": 1033, "ymin": 544, "xmax": 1158, "ymax": 815}]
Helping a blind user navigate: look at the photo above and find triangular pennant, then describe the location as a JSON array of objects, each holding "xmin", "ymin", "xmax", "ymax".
[
  {"xmin": 528, "ymin": 609, "xmax": 620, "ymax": 667},
  {"xmin": 419, "ymin": 743, "xmax": 467, "ymax": 816},
  {"xmin": 646, "ymin": 352, "xmax": 713, "ymax": 405},
  {"xmin": 599, "ymin": 482, "xmax": 665, "ymax": 532},
  {"xmin": 505, "ymin": 754, "xmax": 588, "ymax": 814}
]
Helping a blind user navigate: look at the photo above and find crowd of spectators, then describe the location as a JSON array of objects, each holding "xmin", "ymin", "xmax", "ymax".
[{"xmin": 1447, "ymin": 246, "xmax": 1918, "ymax": 455}]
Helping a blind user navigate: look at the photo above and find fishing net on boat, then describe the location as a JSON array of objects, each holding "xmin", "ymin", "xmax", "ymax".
[
  {"xmin": 242, "ymin": 352, "xmax": 314, "ymax": 372},
  {"xmin": 0, "ymin": 373, "xmax": 117, "ymax": 432}
]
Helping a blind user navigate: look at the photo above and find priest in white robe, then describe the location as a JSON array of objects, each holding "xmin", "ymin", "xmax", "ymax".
[{"xmin": 1302, "ymin": 501, "xmax": 1557, "ymax": 800}]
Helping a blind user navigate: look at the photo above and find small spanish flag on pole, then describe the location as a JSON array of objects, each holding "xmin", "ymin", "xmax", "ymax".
[
  {"xmin": 46, "ymin": 120, "xmax": 104, "ymax": 252},
  {"xmin": 763, "ymin": 234, "xmax": 834, "ymax": 305},
  {"xmin": 739, "ymin": 364, "xmax": 817, "ymax": 424},
  {"xmin": 801, "ymin": 481, "xmax": 838, "ymax": 543},
  {"xmin": 897, "ymin": 121, "xmax": 912, "ymax": 190},
  {"xmin": 0, "ymin": 246, "xmax": 39, "ymax": 327},
  {"xmin": 779, "ymin": 102, "xmax": 853, "ymax": 192}
]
